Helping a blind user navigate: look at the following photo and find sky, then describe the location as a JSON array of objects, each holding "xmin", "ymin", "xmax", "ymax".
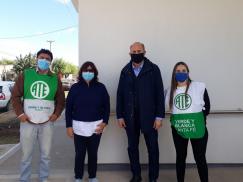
[{"xmin": 0, "ymin": 0, "xmax": 79, "ymax": 65}]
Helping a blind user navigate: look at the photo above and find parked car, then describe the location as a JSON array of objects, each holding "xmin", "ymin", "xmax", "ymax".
[
  {"xmin": 0, "ymin": 81, "xmax": 15, "ymax": 111},
  {"xmin": 61, "ymin": 78, "xmax": 77, "ymax": 91}
]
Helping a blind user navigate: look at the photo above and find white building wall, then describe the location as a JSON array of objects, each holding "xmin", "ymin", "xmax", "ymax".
[
  {"xmin": 73, "ymin": 0, "xmax": 243, "ymax": 163},
  {"xmin": 98, "ymin": 115, "xmax": 243, "ymax": 164}
]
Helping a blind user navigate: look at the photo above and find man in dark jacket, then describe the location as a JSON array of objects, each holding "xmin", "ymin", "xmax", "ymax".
[{"xmin": 116, "ymin": 42, "xmax": 165, "ymax": 182}]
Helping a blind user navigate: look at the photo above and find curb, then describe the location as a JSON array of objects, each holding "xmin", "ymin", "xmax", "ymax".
[
  {"xmin": 0, "ymin": 143, "xmax": 20, "ymax": 165},
  {"xmin": 0, "ymin": 173, "xmax": 74, "ymax": 181}
]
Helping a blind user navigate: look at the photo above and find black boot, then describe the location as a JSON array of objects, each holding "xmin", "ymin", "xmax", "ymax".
[{"xmin": 129, "ymin": 175, "xmax": 142, "ymax": 182}]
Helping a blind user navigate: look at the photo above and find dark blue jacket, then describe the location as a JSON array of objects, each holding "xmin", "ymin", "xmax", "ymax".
[
  {"xmin": 65, "ymin": 80, "xmax": 110, "ymax": 128},
  {"xmin": 116, "ymin": 58, "xmax": 165, "ymax": 133}
]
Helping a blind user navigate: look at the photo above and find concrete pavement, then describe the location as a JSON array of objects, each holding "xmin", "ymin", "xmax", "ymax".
[
  {"xmin": 0, "ymin": 114, "xmax": 76, "ymax": 181},
  {"xmin": 1, "ymin": 115, "xmax": 243, "ymax": 182}
]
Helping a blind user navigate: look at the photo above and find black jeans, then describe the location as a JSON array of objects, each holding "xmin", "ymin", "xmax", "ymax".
[
  {"xmin": 74, "ymin": 133, "xmax": 101, "ymax": 179},
  {"xmin": 126, "ymin": 112, "xmax": 159, "ymax": 180},
  {"xmin": 172, "ymin": 127, "xmax": 208, "ymax": 182}
]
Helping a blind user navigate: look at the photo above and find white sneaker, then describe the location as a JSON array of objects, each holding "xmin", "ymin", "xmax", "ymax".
[
  {"xmin": 89, "ymin": 178, "xmax": 99, "ymax": 182},
  {"xmin": 74, "ymin": 179, "xmax": 82, "ymax": 182},
  {"xmin": 42, "ymin": 179, "xmax": 50, "ymax": 182},
  {"xmin": 42, "ymin": 180, "xmax": 50, "ymax": 182}
]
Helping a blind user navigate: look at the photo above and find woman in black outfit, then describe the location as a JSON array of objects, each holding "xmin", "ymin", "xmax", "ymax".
[
  {"xmin": 65, "ymin": 61, "xmax": 110, "ymax": 182},
  {"xmin": 165, "ymin": 62, "xmax": 210, "ymax": 182}
]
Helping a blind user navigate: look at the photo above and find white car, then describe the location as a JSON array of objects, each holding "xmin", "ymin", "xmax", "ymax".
[{"xmin": 0, "ymin": 81, "xmax": 15, "ymax": 111}]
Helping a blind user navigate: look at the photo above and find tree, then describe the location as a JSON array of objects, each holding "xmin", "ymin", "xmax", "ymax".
[
  {"xmin": 51, "ymin": 58, "xmax": 66, "ymax": 74},
  {"xmin": 52, "ymin": 58, "xmax": 78, "ymax": 78},
  {"xmin": 0, "ymin": 59, "xmax": 15, "ymax": 65},
  {"xmin": 11, "ymin": 55, "xmax": 78, "ymax": 78},
  {"xmin": 12, "ymin": 53, "xmax": 36, "ymax": 74}
]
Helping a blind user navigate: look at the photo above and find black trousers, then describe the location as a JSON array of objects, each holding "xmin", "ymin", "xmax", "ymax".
[
  {"xmin": 126, "ymin": 112, "xmax": 159, "ymax": 180},
  {"xmin": 74, "ymin": 133, "xmax": 101, "ymax": 179},
  {"xmin": 172, "ymin": 127, "xmax": 208, "ymax": 182}
]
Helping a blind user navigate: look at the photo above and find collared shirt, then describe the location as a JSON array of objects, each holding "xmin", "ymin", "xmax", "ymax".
[{"xmin": 132, "ymin": 61, "xmax": 144, "ymax": 77}]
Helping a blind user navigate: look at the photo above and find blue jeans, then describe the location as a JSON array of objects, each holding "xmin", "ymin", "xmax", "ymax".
[{"xmin": 19, "ymin": 122, "xmax": 54, "ymax": 182}]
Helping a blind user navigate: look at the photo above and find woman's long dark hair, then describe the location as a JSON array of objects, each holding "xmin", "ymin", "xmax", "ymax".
[
  {"xmin": 169, "ymin": 62, "xmax": 191, "ymax": 110},
  {"xmin": 78, "ymin": 61, "xmax": 98, "ymax": 82}
]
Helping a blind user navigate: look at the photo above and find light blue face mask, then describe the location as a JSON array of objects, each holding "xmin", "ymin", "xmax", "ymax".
[
  {"xmin": 37, "ymin": 59, "xmax": 50, "ymax": 71},
  {"xmin": 82, "ymin": 72, "xmax": 94, "ymax": 81}
]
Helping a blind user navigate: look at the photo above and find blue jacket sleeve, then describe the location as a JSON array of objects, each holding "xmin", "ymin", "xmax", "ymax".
[
  {"xmin": 102, "ymin": 85, "xmax": 110, "ymax": 124},
  {"xmin": 65, "ymin": 86, "xmax": 75, "ymax": 128},
  {"xmin": 116, "ymin": 71, "xmax": 125, "ymax": 119},
  {"xmin": 154, "ymin": 65, "xmax": 165, "ymax": 118}
]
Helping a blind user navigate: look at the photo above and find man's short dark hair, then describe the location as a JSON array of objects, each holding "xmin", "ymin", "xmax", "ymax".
[{"xmin": 37, "ymin": 49, "xmax": 53, "ymax": 61}]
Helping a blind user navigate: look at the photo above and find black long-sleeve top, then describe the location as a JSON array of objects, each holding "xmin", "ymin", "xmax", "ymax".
[
  {"xmin": 202, "ymin": 89, "xmax": 210, "ymax": 122},
  {"xmin": 65, "ymin": 80, "xmax": 110, "ymax": 128}
]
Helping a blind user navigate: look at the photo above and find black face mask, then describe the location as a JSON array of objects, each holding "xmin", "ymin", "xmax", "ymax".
[{"xmin": 130, "ymin": 53, "xmax": 144, "ymax": 64}]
